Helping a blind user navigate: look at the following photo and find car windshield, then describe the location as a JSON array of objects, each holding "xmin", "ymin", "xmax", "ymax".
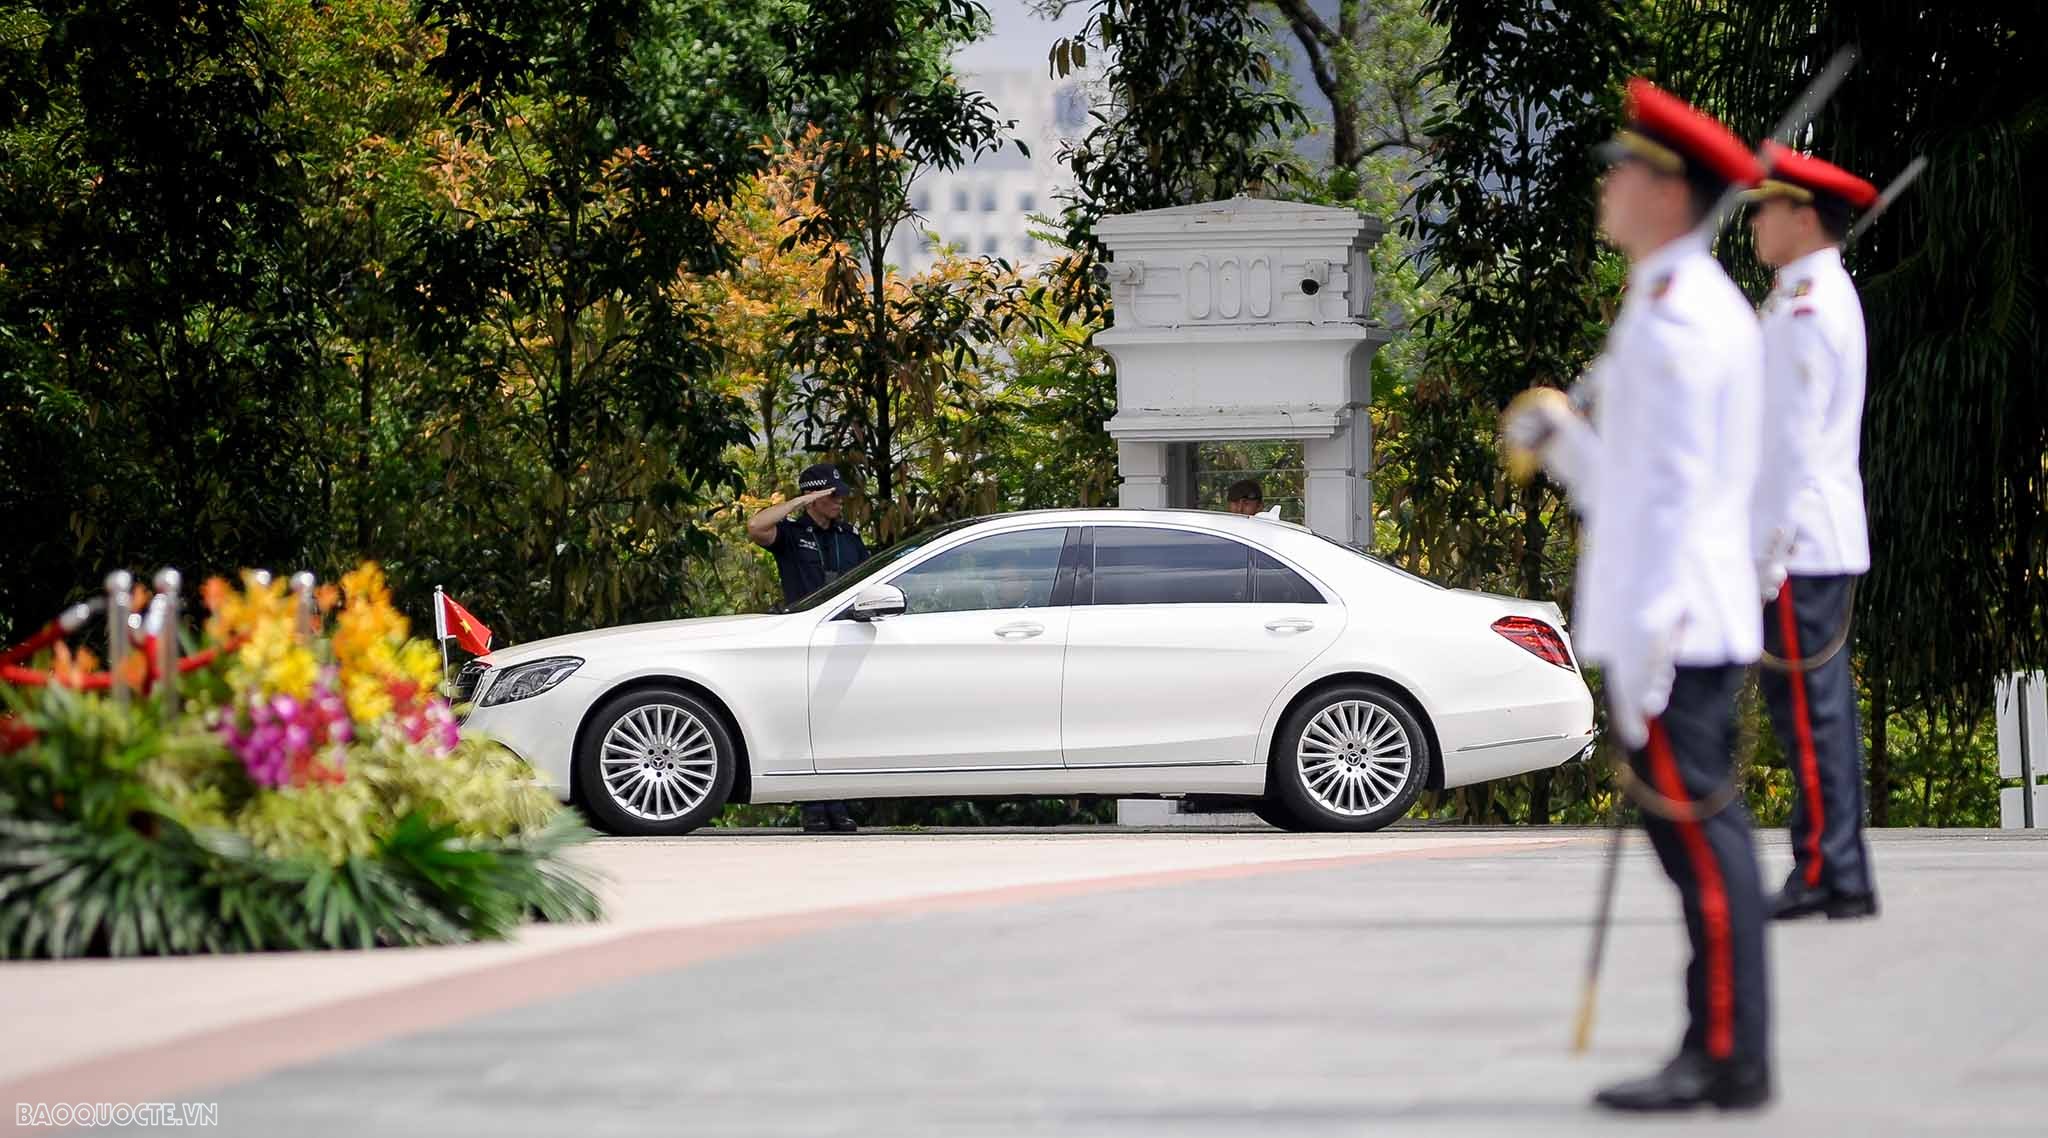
[
  {"xmin": 779, "ymin": 517, "xmax": 986, "ymax": 613},
  {"xmin": 1313, "ymin": 534, "xmax": 1445, "ymax": 590}
]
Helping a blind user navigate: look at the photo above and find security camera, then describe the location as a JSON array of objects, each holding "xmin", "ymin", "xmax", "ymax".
[
  {"xmin": 1107, "ymin": 260, "xmax": 1145, "ymax": 286},
  {"xmin": 1300, "ymin": 259, "xmax": 1330, "ymax": 296}
]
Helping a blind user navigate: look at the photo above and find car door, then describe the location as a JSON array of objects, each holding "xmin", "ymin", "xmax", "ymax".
[
  {"xmin": 1060, "ymin": 525, "xmax": 1341, "ymax": 767},
  {"xmin": 808, "ymin": 526, "xmax": 1076, "ymax": 772}
]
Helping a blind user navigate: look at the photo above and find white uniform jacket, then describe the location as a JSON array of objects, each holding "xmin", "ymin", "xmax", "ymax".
[
  {"xmin": 1750, "ymin": 245, "xmax": 1871, "ymax": 576},
  {"xmin": 1542, "ymin": 237, "xmax": 1764, "ymax": 742}
]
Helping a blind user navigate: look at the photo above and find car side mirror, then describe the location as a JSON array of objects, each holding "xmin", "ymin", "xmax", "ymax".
[{"xmin": 845, "ymin": 584, "xmax": 907, "ymax": 622}]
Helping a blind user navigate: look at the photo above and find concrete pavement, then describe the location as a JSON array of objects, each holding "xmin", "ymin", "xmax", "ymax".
[{"xmin": 4, "ymin": 828, "xmax": 2045, "ymax": 1135}]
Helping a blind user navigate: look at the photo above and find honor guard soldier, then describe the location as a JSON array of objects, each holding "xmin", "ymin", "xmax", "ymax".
[
  {"xmin": 1744, "ymin": 144, "xmax": 1881, "ymax": 921},
  {"xmin": 1503, "ymin": 78, "xmax": 1773, "ymax": 1111},
  {"xmin": 748, "ymin": 462, "xmax": 870, "ymax": 833}
]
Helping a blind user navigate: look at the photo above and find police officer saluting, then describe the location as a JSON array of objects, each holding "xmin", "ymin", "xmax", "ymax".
[
  {"xmin": 1744, "ymin": 144, "xmax": 1881, "ymax": 921},
  {"xmin": 1504, "ymin": 79, "xmax": 1773, "ymax": 1111},
  {"xmin": 748, "ymin": 461, "xmax": 870, "ymax": 833}
]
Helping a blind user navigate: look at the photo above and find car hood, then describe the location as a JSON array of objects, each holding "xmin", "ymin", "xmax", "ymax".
[{"xmin": 479, "ymin": 613, "xmax": 783, "ymax": 668}]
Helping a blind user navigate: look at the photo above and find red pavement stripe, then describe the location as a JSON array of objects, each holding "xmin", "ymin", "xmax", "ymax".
[
  {"xmin": 1646, "ymin": 719, "xmax": 1735, "ymax": 1060},
  {"xmin": 0, "ymin": 837, "xmax": 1575, "ymax": 1111},
  {"xmin": 1778, "ymin": 580, "xmax": 1827, "ymax": 887}
]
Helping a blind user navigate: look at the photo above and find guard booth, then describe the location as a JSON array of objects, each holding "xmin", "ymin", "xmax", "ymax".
[{"xmin": 1094, "ymin": 197, "xmax": 1388, "ymax": 825}]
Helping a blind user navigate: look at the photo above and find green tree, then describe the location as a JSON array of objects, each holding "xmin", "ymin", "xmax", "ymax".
[
  {"xmin": 0, "ymin": 0, "xmax": 321, "ymax": 636},
  {"xmin": 778, "ymin": 0, "xmax": 1027, "ymax": 544},
  {"xmin": 396, "ymin": 0, "xmax": 780, "ymax": 640},
  {"xmin": 1047, "ymin": 0, "xmax": 1311, "ymax": 329}
]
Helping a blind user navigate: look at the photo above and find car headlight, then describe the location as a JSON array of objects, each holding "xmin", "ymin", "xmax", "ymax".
[{"xmin": 478, "ymin": 657, "xmax": 583, "ymax": 707}]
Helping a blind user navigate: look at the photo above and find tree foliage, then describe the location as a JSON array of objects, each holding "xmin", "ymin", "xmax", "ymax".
[{"xmin": 0, "ymin": 0, "xmax": 320, "ymax": 633}]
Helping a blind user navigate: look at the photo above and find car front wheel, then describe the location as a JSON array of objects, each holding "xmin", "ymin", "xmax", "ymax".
[
  {"xmin": 576, "ymin": 687, "xmax": 736, "ymax": 836},
  {"xmin": 1273, "ymin": 685, "xmax": 1431, "ymax": 832}
]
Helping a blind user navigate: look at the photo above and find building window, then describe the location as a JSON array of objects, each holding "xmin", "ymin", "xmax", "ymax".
[
  {"xmin": 1055, "ymin": 85, "xmax": 1090, "ymax": 133},
  {"xmin": 1018, "ymin": 192, "xmax": 1036, "ymax": 213},
  {"xmin": 982, "ymin": 236, "xmax": 1001, "ymax": 256},
  {"xmin": 980, "ymin": 187, "xmax": 998, "ymax": 212},
  {"xmin": 951, "ymin": 188, "xmax": 969, "ymax": 213},
  {"xmin": 911, "ymin": 189, "xmax": 930, "ymax": 213}
]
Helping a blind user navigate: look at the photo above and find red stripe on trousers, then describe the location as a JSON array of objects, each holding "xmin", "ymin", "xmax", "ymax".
[
  {"xmin": 1778, "ymin": 579, "xmax": 1826, "ymax": 887},
  {"xmin": 1647, "ymin": 718, "xmax": 1736, "ymax": 1060}
]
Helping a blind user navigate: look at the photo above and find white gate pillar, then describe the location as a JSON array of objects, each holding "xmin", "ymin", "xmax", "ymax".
[
  {"xmin": 1115, "ymin": 440, "xmax": 1171, "ymax": 510},
  {"xmin": 1094, "ymin": 197, "xmax": 1387, "ymax": 542}
]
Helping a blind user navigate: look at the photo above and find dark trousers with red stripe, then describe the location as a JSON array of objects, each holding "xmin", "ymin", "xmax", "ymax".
[
  {"xmin": 1761, "ymin": 573, "xmax": 1875, "ymax": 896},
  {"xmin": 1629, "ymin": 664, "xmax": 1770, "ymax": 1064}
]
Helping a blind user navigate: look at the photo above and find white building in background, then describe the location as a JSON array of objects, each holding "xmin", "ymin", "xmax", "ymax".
[{"xmin": 889, "ymin": 67, "xmax": 1097, "ymax": 275}]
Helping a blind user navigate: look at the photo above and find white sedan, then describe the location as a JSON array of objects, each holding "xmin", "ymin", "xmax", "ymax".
[{"xmin": 458, "ymin": 509, "xmax": 1595, "ymax": 835}]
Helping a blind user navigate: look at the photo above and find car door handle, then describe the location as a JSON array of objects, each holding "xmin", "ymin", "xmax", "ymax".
[
  {"xmin": 1265, "ymin": 618, "xmax": 1316, "ymax": 633},
  {"xmin": 994, "ymin": 621, "xmax": 1045, "ymax": 639}
]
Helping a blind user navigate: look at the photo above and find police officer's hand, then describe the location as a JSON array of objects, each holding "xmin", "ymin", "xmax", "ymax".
[{"xmin": 791, "ymin": 488, "xmax": 835, "ymax": 510}]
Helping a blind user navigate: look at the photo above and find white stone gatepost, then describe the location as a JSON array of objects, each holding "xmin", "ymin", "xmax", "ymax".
[
  {"xmin": 1097, "ymin": 198, "xmax": 1387, "ymax": 829},
  {"xmin": 1095, "ymin": 197, "xmax": 1388, "ymax": 545}
]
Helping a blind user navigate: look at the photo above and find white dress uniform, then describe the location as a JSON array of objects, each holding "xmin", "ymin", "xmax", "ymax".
[
  {"xmin": 1542, "ymin": 234, "xmax": 1765, "ymax": 747},
  {"xmin": 1750, "ymin": 245, "xmax": 1870, "ymax": 577}
]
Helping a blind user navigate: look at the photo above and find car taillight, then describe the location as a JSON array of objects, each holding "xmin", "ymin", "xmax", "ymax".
[{"xmin": 1493, "ymin": 616, "xmax": 1574, "ymax": 669}]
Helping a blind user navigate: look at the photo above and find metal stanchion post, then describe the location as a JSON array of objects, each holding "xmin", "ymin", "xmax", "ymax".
[
  {"xmin": 104, "ymin": 570, "xmax": 133, "ymax": 707},
  {"xmin": 154, "ymin": 568, "xmax": 182, "ymax": 718},
  {"xmin": 291, "ymin": 571, "xmax": 317, "ymax": 641}
]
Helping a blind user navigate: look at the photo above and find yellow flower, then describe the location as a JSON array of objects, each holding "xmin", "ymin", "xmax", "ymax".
[
  {"xmin": 264, "ymin": 647, "xmax": 319, "ymax": 700},
  {"xmin": 344, "ymin": 671, "xmax": 394, "ymax": 725},
  {"xmin": 398, "ymin": 639, "xmax": 443, "ymax": 691}
]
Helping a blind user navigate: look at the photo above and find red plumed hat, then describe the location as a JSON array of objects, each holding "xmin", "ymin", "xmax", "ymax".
[
  {"xmin": 1599, "ymin": 78, "xmax": 1763, "ymax": 190},
  {"xmin": 1744, "ymin": 140, "xmax": 1880, "ymax": 211}
]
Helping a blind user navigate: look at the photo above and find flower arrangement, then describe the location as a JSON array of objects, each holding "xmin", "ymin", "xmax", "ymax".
[{"xmin": 0, "ymin": 563, "xmax": 600, "ymax": 958}]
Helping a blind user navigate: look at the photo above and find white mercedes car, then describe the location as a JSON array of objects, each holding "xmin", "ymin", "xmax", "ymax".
[{"xmin": 458, "ymin": 509, "xmax": 1595, "ymax": 835}]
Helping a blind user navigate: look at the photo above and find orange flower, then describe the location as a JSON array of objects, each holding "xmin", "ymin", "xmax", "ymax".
[{"xmin": 50, "ymin": 642, "xmax": 100, "ymax": 687}]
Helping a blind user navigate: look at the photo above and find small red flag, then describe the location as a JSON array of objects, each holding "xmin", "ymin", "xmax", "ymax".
[{"xmin": 435, "ymin": 590, "xmax": 493, "ymax": 656}]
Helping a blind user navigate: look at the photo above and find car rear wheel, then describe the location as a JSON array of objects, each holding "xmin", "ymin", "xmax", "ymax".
[
  {"xmin": 576, "ymin": 687, "xmax": 736, "ymax": 836},
  {"xmin": 1274, "ymin": 684, "xmax": 1431, "ymax": 832}
]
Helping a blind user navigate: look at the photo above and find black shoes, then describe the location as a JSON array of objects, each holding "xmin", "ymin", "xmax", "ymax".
[
  {"xmin": 1594, "ymin": 1050, "xmax": 1773, "ymax": 1112},
  {"xmin": 1770, "ymin": 876, "xmax": 1879, "ymax": 921},
  {"xmin": 827, "ymin": 801, "xmax": 859, "ymax": 833},
  {"xmin": 801, "ymin": 802, "xmax": 859, "ymax": 834}
]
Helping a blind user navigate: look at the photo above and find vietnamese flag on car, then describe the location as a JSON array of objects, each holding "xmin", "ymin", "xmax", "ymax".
[{"xmin": 434, "ymin": 588, "xmax": 493, "ymax": 656}]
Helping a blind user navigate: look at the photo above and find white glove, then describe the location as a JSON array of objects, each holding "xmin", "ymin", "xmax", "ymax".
[
  {"xmin": 1756, "ymin": 559, "xmax": 1788, "ymax": 604},
  {"xmin": 1501, "ymin": 387, "xmax": 1574, "ymax": 483},
  {"xmin": 1603, "ymin": 630, "xmax": 1675, "ymax": 752},
  {"xmin": 1501, "ymin": 388, "xmax": 1571, "ymax": 451}
]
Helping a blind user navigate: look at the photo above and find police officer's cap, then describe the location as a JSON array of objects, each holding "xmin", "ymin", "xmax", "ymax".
[{"xmin": 799, "ymin": 462, "xmax": 853, "ymax": 497}]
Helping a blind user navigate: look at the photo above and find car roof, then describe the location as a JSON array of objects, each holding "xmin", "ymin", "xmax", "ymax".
[{"xmin": 951, "ymin": 507, "xmax": 1318, "ymax": 537}]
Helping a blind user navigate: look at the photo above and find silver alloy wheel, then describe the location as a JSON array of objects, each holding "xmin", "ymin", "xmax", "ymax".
[
  {"xmin": 600, "ymin": 703, "xmax": 720, "ymax": 822},
  {"xmin": 1297, "ymin": 699, "xmax": 1414, "ymax": 817}
]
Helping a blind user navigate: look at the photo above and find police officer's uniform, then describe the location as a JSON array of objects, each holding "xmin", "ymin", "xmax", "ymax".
[
  {"xmin": 767, "ymin": 463, "xmax": 869, "ymax": 833},
  {"xmin": 1745, "ymin": 146, "xmax": 1882, "ymax": 920},
  {"xmin": 768, "ymin": 508, "xmax": 869, "ymax": 605},
  {"xmin": 1506, "ymin": 79, "xmax": 1772, "ymax": 1111}
]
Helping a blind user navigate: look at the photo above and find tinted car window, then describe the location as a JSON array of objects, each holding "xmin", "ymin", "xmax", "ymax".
[
  {"xmin": 891, "ymin": 528, "xmax": 1068, "ymax": 615},
  {"xmin": 1091, "ymin": 527, "xmax": 1251, "ymax": 605},
  {"xmin": 784, "ymin": 518, "xmax": 981, "ymax": 613},
  {"xmin": 1253, "ymin": 551, "xmax": 1325, "ymax": 604}
]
